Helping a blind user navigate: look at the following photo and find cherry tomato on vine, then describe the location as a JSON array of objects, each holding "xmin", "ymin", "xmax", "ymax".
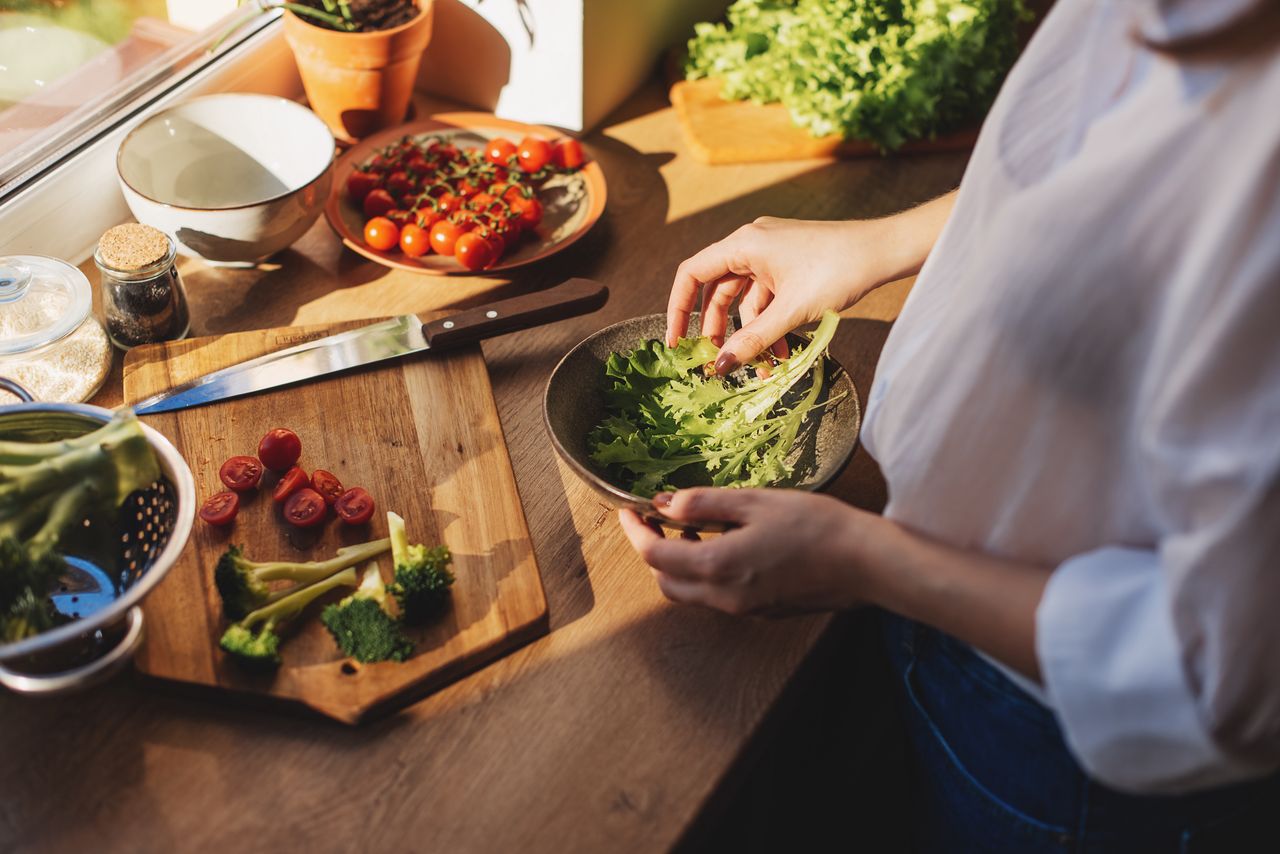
[
  {"xmin": 485, "ymin": 137, "xmax": 516, "ymax": 166},
  {"xmin": 387, "ymin": 171, "xmax": 413, "ymax": 198},
  {"xmin": 346, "ymin": 170, "xmax": 380, "ymax": 204},
  {"xmin": 517, "ymin": 136, "xmax": 552, "ymax": 172},
  {"xmin": 364, "ymin": 216, "xmax": 400, "ymax": 251},
  {"xmin": 405, "ymin": 154, "xmax": 430, "ymax": 176},
  {"xmin": 509, "ymin": 195, "xmax": 543, "ymax": 230},
  {"xmin": 416, "ymin": 208, "xmax": 443, "ymax": 230},
  {"xmin": 257, "ymin": 428, "xmax": 302, "ymax": 471},
  {"xmin": 368, "ymin": 153, "xmax": 392, "ymax": 173},
  {"xmin": 284, "ymin": 488, "xmax": 327, "ymax": 528},
  {"xmin": 272, "ymin": 466, "xmax": 310, "ymax": 503},
  {"xmin": 362, "ymin": 188, "xmax": 396, "ymax": 218},
  {"xmin": 386, "ymin": 208, "xmax": 415, "ymax": 228},
  {"xmin": 310, "ymin": 469, "xmax": 345, "ymax": 505},
  {"xmin": 455, "ymin": 231, "xmax": 497, "ymax": 271},
  {"xmin": 199, "ymin": 491, "xmax": 239, "ymax": 527},
  {"xmin": 219, "ymin": 455, "xmax": 263, "ymax": 492},
  {"xmin": 430, "ymin": 220, "xmax": 465, "ymax": 255},
  {"xmin": 552, "ymin": 138, "xmax": 585, "ymax": 169},
  {"xmin": 399, "ymin": 223, "xmax": 431, "ymax": 257},
  {"xmin": 334, "ymin": 487, "xmax": 376, "ymax": 525},
  {"xmin": 436, "ymin": 192, "xmax": 462, "ymax": 215}
]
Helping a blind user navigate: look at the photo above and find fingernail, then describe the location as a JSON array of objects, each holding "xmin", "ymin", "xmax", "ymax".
[
  {"xmin": 653, "ymin": 491, "xmax": 673, "ymax": 509},
  {"xmin": 714, "ymin": 352, "xmax": 739, "ymax": 375},
  {"xmin": 711, "ymin": 335, "xmax": 724, "ymax": 347}
]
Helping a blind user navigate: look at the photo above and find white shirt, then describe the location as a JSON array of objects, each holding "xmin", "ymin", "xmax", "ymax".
[{"xmin": 860, "ymin": 0, "xmax": 1280, "ymax": 794}]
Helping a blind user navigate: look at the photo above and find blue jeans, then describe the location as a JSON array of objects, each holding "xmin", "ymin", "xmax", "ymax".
[{"xmin": 880, "ymin": 613, "xmax": 1280, "ymax": 853}]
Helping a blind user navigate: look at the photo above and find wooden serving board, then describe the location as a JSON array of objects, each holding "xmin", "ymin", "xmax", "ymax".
[
  {"xmin": 670, "ymin": 78, "xmax": 978, "ymax": 164},
  {"xmin": 122, "ymin": 322, "xmax": 548, "ymax": 724}
]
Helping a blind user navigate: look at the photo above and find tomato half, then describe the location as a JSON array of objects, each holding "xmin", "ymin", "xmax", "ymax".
[
  {"xmin": 552, "ymin": 138, "xmax": 585, "ymax": 169},
  {"xmin": 219, "ymin": 455, "xmax": 263, "ymax": 492},
  {"xmin": 334, "ymin": 487, "xmax": 375, "ymax": 525},
  {"xmin": 311, "ymin": 469, "xmax": 345, "ymax": 506},
  {"xmin": 364, "ymin": 216, "xmax": 400, "ymax": 251},
  {"xmin": 362, "ymin": 188, "xmax": 396, "ymax": 218},
  {"xmin": 399, "ymin": 223, "xmax": 431, "ymax": 257},
  {"xmin": 517, "ymin": 136, "xmax": 552, "ymax": 172},
  {"xmin": 346, "ymin": 170, "xmax": 380, "ymax": 204},
  {"xmin": 199, "ymin": 491, "xmax": 239, "ymax": 527},
  {"xmin": 257, "ymin": 427, "xmax": 302, "ymax": 471},
  {"xmin": 272, "ymin": 465, "xmax": 310, "ymax": 503},
  {"xmin": 283, "ymin": 488, "xmax": 327, "ymax": 528}
]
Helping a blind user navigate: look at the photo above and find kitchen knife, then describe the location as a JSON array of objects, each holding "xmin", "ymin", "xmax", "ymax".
[{"xmin": 131, "ymin": 277, "xmax": 608, "ymax": 415}]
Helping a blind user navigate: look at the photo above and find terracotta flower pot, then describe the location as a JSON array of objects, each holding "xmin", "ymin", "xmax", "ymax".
[{"xmin": 283, "ymin": 0, "xmax": 434, "ymax": 144}]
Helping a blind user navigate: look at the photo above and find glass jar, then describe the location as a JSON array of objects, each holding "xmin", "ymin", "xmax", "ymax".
[
  {"xmin": 93, "ymin": 223, "xmax": 191, "ymax": 350},
  {"xmin": 0, "ymin": 255, "xmax": 113, "ymax": 405}
]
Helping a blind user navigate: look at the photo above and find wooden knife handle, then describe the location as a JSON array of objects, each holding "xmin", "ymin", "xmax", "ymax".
[{"xmin": 422, "ymin": 278, "xmax": 609, "ymax": 350}]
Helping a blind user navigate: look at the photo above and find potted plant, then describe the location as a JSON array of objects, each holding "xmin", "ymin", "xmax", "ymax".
[{"xmin": 220, "ymin": 1, "xmax": 434, "ymax": 144}]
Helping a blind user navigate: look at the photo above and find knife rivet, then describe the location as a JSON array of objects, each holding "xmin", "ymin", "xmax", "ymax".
[
  {"xmin": 486, "ymin": 310, "xmax": 498, "ymax": 319},
  {"xmin": 442, "ymin": 321, "xmax": 455, "ymax": 329}
]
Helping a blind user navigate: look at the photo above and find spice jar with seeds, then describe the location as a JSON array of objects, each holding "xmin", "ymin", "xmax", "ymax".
[
  {"xmin": 0, "ymin": 255, "xmax": 113, "ymax": 404},
  {"xmin": 94, "ymin": 223, "xmax": 190, "ymax": 349}
]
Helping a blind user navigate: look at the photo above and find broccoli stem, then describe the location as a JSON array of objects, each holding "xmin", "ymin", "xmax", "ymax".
[
  {"xmin": 388, "ymin": 511, "xmax": 409, "ymax": 567},
  {"xmin": 24, "ymin": 481, "xmax": 102, "ymax": 558},
  {"xmin": 250, "ymin": 538, "xmax": 391, "ymax": 584},
  {"xmin": 0, "ymin": 415, "xmax": 135, "ymax": 466},
  {"xmin": 238, "ymin": 565, "xmax": 360, "ymax": 632}
]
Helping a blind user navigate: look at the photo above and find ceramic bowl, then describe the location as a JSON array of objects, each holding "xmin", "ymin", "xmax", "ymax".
[{"xmin": 116, "ymin": 93, "xmax": 334, "ymax": 263}]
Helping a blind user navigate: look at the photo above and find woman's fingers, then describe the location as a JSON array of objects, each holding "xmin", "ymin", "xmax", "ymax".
[
  {"xmin": 700, "ymin": 275, "xmax": 749, "ymax": 346},
  {"xmin": 654, "ymin": 488, "xmax": 759, "ymax": 525},
  {"xmin": 715, "ymin": 303, "xmax": 798, "ymax": 375},
  {"xmin": 618, "ymin": 509, "xmax": 729, "ymax": 582},
  {"xmin": 667, "ymin": 235, "xmax": 756, "ymax": 347}
]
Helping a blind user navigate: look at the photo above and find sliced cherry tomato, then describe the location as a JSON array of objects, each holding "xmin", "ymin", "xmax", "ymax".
[
  {"xmin": 517, "ymin": 136, "xmax": 552, "ymax": 172},
  {"xmin": 486, "ymin": 137, "xmax": 516, "ymax": 166},
  {"xmin": 346, "ymin": 170, "xmax": 380, "ymax": 204},
  {"xmin": 257, "ymin": 427, "xmax": 302, "ymax": 472},
  {"xmin": 429, "ymin": 220, "xmax": 465, "ymax": 256},
  {"xmin": 272, "ymin": 465, "xmax": 310, "ymax": 503},
  {"xmin": 454, "ymin": 231, "xmax": 496, "ymax": 271},
  {"xmin": 219, "ymin": 455, "xmax": 263, "ymax": 492},
  {"xmin": 283, "ymin": 488, "xmax": 327, "ymax": 528},
  {"xmin": 310, "ymin": 469, "xmax": 345, "ymax": 505},
  {"xmin": 509, "ymin": 195, "xmax": 543, "ymax": 230},
  {"xmin": 552, "ymin": 138, "xmax": 585, "ymax": 169},
  {"xmin": 199, "ymin": 491, "xmax": 239, "ymax": 527},
  {"xmin": 399, "ymin": 223, "xmax": 431, "ymax": 257},
  {"xmin": 362, "ymin": 188, "xmax": 396, "ymax": 218},
  {"xmin": 364, "ymin": 216, "xmax": 400, "ymax": 251},
  {"xmin": 334, "ymin": 487, "xmax": 375, "ymax": 525}
]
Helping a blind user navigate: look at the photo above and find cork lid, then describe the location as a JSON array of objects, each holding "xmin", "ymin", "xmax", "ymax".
[
  {"xmin": 95, "ymin": 222, "xmax": 172, "ymax": 272},
  {"xmin": 0, "ymin": 255, "xmax": 92, "ymax": 357}
]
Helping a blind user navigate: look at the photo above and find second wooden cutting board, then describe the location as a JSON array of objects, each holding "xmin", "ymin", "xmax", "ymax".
[{"xmin": 122, "ymin": 320, "xmax": 547, "ymax": 724}]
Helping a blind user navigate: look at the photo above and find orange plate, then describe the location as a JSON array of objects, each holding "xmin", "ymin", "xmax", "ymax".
[{"xmin": 324, "ymin": 113, "xmax": 607, "ymax": 276}]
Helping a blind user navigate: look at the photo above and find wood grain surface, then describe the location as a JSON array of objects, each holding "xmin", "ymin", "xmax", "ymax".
[
  {"xmin": 121, "ymin": 321, "xmax": 547, "ymax": 723},
  {"xmin": 0, "ymin": 81, "xmax": 969, "ymax": 854},
  {"xmin": 670, "ymin": 78, "xmax": 978, "ymax": 164}
]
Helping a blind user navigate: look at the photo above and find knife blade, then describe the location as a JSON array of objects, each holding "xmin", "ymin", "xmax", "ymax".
[{"xmin": 131, "ymin": 277, "xmax": 608, "ymax": 415}]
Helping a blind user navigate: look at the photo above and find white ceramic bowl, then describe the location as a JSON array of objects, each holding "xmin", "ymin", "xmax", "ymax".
[{"xmin": 117, "ymin": 93, "xmax": 334, "ymax": 263}]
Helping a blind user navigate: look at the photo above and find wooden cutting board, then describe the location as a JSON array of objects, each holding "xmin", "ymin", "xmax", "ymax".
[
  {"xmin": 670, "ymin": 78, "xmax": 979, "ymax": 164},
  {"xmin": 122, "ymin": 321, "xmax": 548, "ymax": 724}
]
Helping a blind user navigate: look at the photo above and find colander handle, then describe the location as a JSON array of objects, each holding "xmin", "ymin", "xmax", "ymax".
[
  {"xmin": 0, "ymin": 377, "xmax": 35, "ymax": 403},
  {"xmin": 0, "ymin": 606, "xmax": 145, "ymax": 695}
]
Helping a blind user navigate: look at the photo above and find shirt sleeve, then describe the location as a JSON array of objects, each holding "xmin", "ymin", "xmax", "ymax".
[{"xmin": 1036, "ymin": 167, "xmax": 1280, "ymax": 794}]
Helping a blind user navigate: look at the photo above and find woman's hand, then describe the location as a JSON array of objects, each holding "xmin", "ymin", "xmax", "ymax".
[
  {"xmin": 617, "ymin": 487, "xmax": 870, "ymax": 616},
  {"xmin": 668, "ymin": 192, "xmax": 956, "ymax": 374}
]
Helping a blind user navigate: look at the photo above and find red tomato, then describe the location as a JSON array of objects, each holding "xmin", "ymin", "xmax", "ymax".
[
  {"xmin": 468, "ymin": 192, "xmax": 496, "ymax": 212},
  {"xmin": 399, "ymin": 223, "xmax": 431, "ymax": 257},
  {"xmin": 429, "ymin": 220, "xmax": 465, "ymax": 256},
  {"xmin": 364, "ymin": 217, "xmax": 400, "ymax": 252},
  {"xmin": 334, "ymin": 487, "xmax": 375, "ymax": 525},
  {"xmin": 219, "ymin": 455, "xmax": 263, "ymax": 492},
  {"xmin": 415, "ymin": 208, "xmax": 443, "ymax": 230},
  {"xmin": 509, "ymin": 195, "xmax": 543, "ymax": 230},
  {"xmin": 517, "ymin": 136, "xmax": 552, "ymax": 172},
  {"xmin": 435, "ymin": 143, "xmax": 460, "ymax": 161},
  {"xmin": 368, "ymin": 153, "xmax": 391, "ymax": 173},
  {"xmin": 552, "ymin": 138, "xmax": 585, "ymax": 169},
  {"xmin": 257, "ymin": 427, "xmax": 302, "ymax": 472},
  {"xmin": 454, "ymin": 231, "xmax": 496, "ymax": 271},
  {"xmin": 198, "ymin": 491, "xmax": 239, "ymax": 527},
  {"xmin": 485, "ymin": 137, "xmax": 517, "ymax": 166},
  {"xmin": 346, "ymin": 170, "xmax": 380, "ymax": 204},
  {"xmin": 283, "ymin": 488, "xmax": 327, "ymax": 528},
  {"xmin": 310, "ymin": 469, "xmax": 345, "ymax": 506},
  {"xmin": 385, "ymin": 208, "xmax": 415, "ymax": 228},
  {"xmin": 362, "ymin": 188, "xmax": 396, "ymax": 218},
  {"xmin": 272, "ymin": 465, "xmax": 310, "ymax": 503},
  {"xmin": 386, "ymin": 170, "xmax": 413, "ymax": 198},
  {"xmin": 405, "ymin": 154, "xmax": 430, "ymax": 176},
  {"xmin": 436, "ymin": 192, "xmax": 462, "ymax": 215},
  {"xmin": 454, "ymin": 178, "xmax": 480, "ymax": 198}
]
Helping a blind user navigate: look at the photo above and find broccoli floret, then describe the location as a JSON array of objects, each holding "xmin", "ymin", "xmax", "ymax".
[
  {"xmin": 386, "ymin": 511, "xmax": 454, "ymax": 625},
  {"xmin": 219, "ymin": 565, "xmax": 360, "ymax": 669},
  {"xmin": 214, "ymin": 538, "xmax": 391, "ymax": 620},
  {"xmin": 1, "ymin": 586, "xmax": 57, "ymax": 644},
  {"xmin": 321, "ymin": 560, "xmax": 414, "ymax": 663}
]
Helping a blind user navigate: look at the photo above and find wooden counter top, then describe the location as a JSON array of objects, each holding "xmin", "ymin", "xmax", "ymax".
[{"xmin": 0, "ymin": 81, "xmax": 966, "ymax": 853}]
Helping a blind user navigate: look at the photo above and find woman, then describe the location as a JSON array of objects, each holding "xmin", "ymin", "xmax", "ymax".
[{"xmin": 620, "ymin": 0, "xmax": 1280, "ymax": 849}]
